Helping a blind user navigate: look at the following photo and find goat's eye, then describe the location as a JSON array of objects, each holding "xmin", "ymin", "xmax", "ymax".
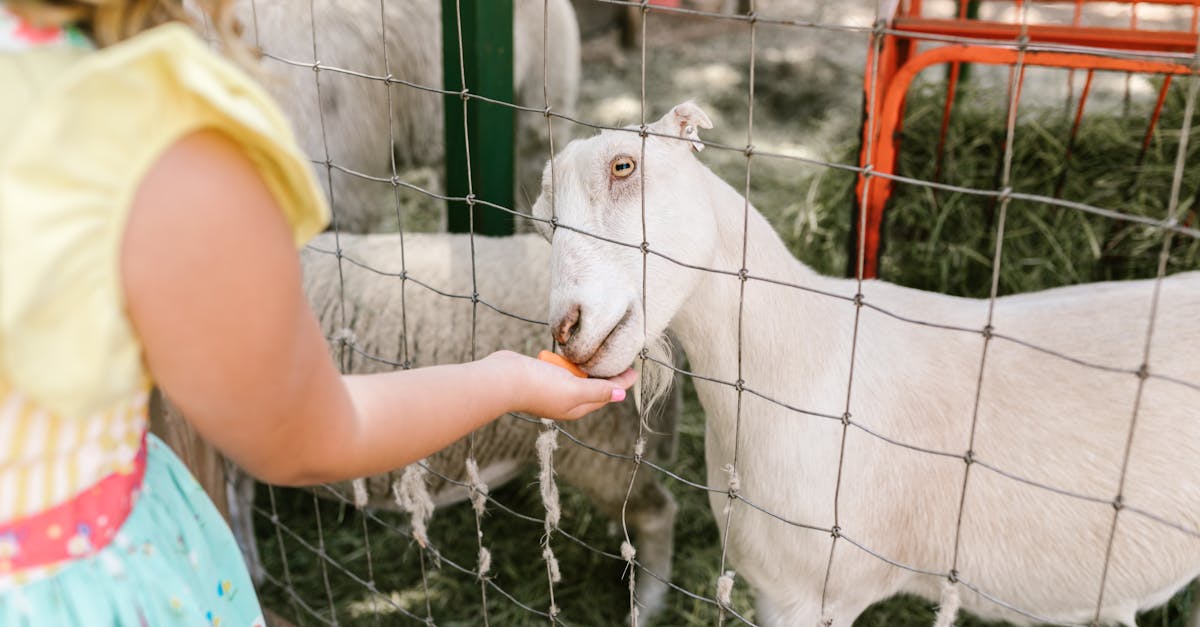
[{"xmin": 610, "ymin": 156, "xmax": 636, "ymax": 178}]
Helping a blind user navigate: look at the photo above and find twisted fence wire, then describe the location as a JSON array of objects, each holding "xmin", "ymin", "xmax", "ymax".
[
  {"xmin": 1090, "ymin": 43, "xmax": 1200, "ymax": 625},
  {"xmin": 616, "ymin": 4, "xmax": 651, "ymax": 623},
  {"xmin": 946, "ymin": 0, "xmax": 1031, "ymax": 614},
  {"xmin": 233, "ymin": 1, "xmax": 1200, "ymax": 625},
  {"xmin": 715, "ymin": 1, "xmax": 759, "ymax": 623},
  {"xmin": 816, "ymin": 0, "xmax": 888, "ymax": 620},
  {"xmin": 537, "ymin": 2, "xmax": 565, "ymax": 623},
  {"xmin": 445, "ymin": 1, "xmax": 494, "ymax": 623},
  {"xmin": 304, "ymin": 0, "xmax": 348, "ymax": 621}
]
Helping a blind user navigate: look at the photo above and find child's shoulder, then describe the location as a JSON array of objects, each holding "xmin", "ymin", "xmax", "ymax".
[{"xmin": 0, "ymin": 20, "xmax": 328, "ymax": 421}]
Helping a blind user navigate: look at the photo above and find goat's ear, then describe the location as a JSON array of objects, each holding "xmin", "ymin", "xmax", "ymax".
[{"xmin": 650, "ymin": 101, "xmax": 713, "ymax": 152}]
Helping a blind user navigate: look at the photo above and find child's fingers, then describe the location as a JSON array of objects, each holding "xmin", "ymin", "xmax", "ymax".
[
  {"xmin": 525, "ymin": 351, "xmax": 640, "ymax": 420},
  {"xmin": 603, "ymin": 368, "xmax": 638, "ymax": 390},
  {"xmin": 577, "ymin": 368, "xmax": 637, "ymax": 405}
]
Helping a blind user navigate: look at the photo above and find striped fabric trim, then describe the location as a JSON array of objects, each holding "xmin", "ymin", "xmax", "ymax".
[{"xmin": 0, "ymin": 387, "xmax": 147, "ymax": 523}]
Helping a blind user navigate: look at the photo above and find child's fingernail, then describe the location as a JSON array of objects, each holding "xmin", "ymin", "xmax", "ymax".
[{"xmin": 610, "ymin": 388, "xmax": 626, "ymax": 403}]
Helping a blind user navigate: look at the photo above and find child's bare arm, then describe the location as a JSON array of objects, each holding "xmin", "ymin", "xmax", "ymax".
[{"xmin": 121, "ymin": 130, "xmax": 634, "ymax": 486}]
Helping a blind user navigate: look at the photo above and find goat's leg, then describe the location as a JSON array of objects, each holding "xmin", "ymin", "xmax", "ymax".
[
  {"xmin": 756, "ymin": 592, "xmax": 872, "ymax": 627},
  {"xmin": 752, "ymin": 593, "xmax": 821, "ymax": 627},
  {"xmin": 553, "ymin": 437, "xmax": 677, "ymax": 625},
  {"xmin": 754, "ymin": 594, "xmax": 786, "ymax": 626},
  {"xmin": 623, "ymin": 475, "xmax": 678, "ymax": 622}
]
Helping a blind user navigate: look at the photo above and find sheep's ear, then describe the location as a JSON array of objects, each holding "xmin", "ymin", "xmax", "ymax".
[{"xmin": 650, "ymin": 101, "xmax": 713, "ymax": 152}]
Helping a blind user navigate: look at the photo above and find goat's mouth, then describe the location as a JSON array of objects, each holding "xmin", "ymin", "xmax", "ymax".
[{"xmin": 576, "ymin": 307, "xmax": 634, "ymax": 374}]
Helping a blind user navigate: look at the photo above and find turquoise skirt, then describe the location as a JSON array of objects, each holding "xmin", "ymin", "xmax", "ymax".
[{"xmin": 0, "ymin": 435, "xmax": 263, "ymax": 626}]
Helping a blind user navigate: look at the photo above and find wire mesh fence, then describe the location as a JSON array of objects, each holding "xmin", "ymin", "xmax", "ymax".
[{"xmin": 216, "ymin": 1, "xmax": 1200, "ymax": 625}]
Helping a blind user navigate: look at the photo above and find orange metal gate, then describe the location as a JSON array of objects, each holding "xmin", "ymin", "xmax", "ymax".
[{"xmin": 852, "ymin": 0, "xmax": 1200, "ymax": 279}]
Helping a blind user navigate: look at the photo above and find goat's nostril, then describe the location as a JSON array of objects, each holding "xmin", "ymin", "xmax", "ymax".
[{"xmin": 553, "ymin": 304, "xmax": 581, "ymax": 346}]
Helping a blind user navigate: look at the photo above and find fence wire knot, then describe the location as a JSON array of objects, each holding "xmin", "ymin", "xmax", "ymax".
[
  {"xmin": 620, "ymin": 540, "xmax": 637, "ymax": 562},
  {"xmin": 723, "ymin": 463, "xmax": 741, "ymax": 493},
  {"xmin": 351, "ymin": 478, "xmax": 368, "ymax": 508},
  {"xmin": 465, "ymin": 458, "xmax": 489, "ymax": 516},
  {"xmin": 542, "ymin": 545, "xmax": 562, "ymax": 584},
  {"xmin": 477, "ymin": 546, "xmax": 492, "ymax": 579},
  {"xmin": 393, "ymin": 464, "xmax": 434, "ymax": 549},
  {"xmin": 332, "ymin": 328, "xmax": 357, "ymax": 346},
  {"xmin": 841, "ymin": 411, "xmax": 852, "ymax": 426},
  {"xmin": 933, "ymin": 579, "xmax": 962, "ymax": 627},
  {"xmin": 716, "ymin": 570, "xmax": 736, "ymax": 607},
  {"xmin": 536, "ymin": 427, "xmax": 561, "ymax": 530}
]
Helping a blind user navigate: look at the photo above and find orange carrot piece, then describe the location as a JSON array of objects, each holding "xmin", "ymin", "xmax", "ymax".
[{"xmin": 536, "ymin": 350, "xmax": 588, "ymax": 378}]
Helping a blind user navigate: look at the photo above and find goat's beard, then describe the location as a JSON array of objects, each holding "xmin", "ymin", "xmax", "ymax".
[{"xmin": 634, "ymin": 333, "xmax": 676, "ymax": 421}]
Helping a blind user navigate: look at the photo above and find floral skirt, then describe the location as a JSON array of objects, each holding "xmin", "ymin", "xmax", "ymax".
[{"xmin": 0, "ymin": 435, "xmax": 263, "ymax": 626}]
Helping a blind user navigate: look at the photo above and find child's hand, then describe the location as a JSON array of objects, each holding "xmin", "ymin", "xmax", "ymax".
[{"xmin": 484, "ymin": 350, "xmax": 638, "ymax": 421}]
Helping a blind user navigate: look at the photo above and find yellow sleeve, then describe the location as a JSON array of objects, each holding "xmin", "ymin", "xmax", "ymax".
[{"xmin": 0, "ymin": 23, "xmax": 330, "ymax": 420}]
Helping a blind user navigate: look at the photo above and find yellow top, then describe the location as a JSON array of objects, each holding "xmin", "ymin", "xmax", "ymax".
[{"xmin": 0, "ymin": 19, "xmax": 329, "ymax": 521}]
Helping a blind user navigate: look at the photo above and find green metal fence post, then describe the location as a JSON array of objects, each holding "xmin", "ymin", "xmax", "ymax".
[{"xmin": 443, "ymin": 0, "xmax": 515, "ymax": 235}]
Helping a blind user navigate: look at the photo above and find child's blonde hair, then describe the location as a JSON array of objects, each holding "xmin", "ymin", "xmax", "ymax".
[{"xmin": 11, "ymin": 0, "xmax": 248, "ymax": 60}]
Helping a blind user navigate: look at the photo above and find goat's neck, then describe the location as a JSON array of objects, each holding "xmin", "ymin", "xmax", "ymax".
[{"xmin": 670, "ymin": 174, "xmax": 852, "ymax": 405}]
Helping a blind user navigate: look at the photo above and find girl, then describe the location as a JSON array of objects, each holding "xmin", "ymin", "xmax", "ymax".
[{"xmin": 0, "ymin": 1, "xmax": 634, "ymax": 624}]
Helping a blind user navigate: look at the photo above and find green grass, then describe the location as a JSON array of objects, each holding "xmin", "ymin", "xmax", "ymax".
[
  {"xmin": 794, "ymin": 79, "xmax": 1200, "ymax": 295},
  {"xmin": 254, "ymin": 378, "xmax": 759, "ymax": 627},
  {"xmin": 256, "ymin": 79, "xmax": 1200, "ymax": 626}
]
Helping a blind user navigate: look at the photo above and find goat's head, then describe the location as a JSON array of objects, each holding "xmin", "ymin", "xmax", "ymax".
[{"xmin": 532, "ymin": 101, "xmax": 717, "ymax": 377}]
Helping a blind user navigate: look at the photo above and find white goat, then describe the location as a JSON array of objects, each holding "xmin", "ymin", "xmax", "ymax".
[
  {"xmin": 154, "ymin": 231, "xmax": 680, "ymax": 622},
  {"xmin": 531, "ymin": 101, "xmax": 1200, "ymax": 626},
  {"xmin": 241, "ymin": 0, "xmax": 580, "ymax": 232}
]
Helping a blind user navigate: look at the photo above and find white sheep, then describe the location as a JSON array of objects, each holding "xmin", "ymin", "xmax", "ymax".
[
  {"xmin": 154, "ymin": 231, "xmax": 680, "ymax": 622},
  {"xmin": 532, "ymin": 101, "xmax": 1200, "ymax": 626},
  {"xmin": 240, "ymin": 0, "xmax": 580, "ymax": 232}
]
